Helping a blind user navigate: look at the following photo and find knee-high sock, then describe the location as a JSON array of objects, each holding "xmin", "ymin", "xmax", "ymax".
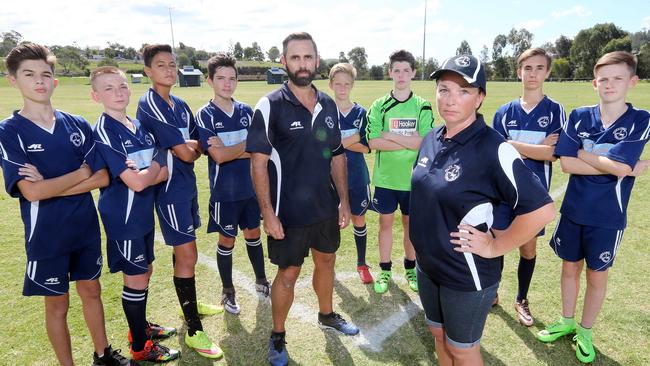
[
  {"xmin": 245, "ymin": 237, "xmax": 266, "ymax": 280},
  {"xmin": 122, "ymin": 286, "xmax": 148, "ymax": 351},
  {"xmin": 353, "ymin": 225, "xmax": 368, "ymax": 266},
  {"xmin": 217, "ymin": 244, "xmax": 234, "ymax": 289},
  {"xmin": 173, "ymin": 276, "xmax": 202, "ymax": 336},
  {"xmin": 517, "ymin": 256, "xmax": 537, "ymax": 301}
]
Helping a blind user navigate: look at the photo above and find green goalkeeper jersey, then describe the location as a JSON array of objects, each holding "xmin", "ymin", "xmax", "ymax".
[{"xmin": 366, "ymin": 92, "xmax": 434, "ymax": 191}]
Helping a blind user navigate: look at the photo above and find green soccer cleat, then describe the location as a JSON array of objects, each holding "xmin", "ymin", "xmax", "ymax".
[
  {"xmin": 178, "ymin": 300, "xmax": 224, "ymax": 318},
  {"xmin": 537, "ymin": 317, "xmax": 576, "ymax": 343},
  {"xmin": 405, "ymin": 268, "xmax": 418, "ymax": 292},
  {"xmin": 184, "ymin": 330, "xmax": 223, "ymax": 359},
  {"xmin": 373, "ymin": 270, "xmax": 392, "ymax": 294},
  {"xmin": 574, "ymin": 326, "xmax": 596, "ymax": 363}
]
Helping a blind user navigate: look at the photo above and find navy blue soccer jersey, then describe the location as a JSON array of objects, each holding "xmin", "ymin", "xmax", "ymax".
[
  {"xmin": 136, "ymin": 88, "xmax": 197, "ymax": 203},
  {"xmin": 409, "ymin": 116, "xmax": 552, "ymax": 292},
  {"xmin": 195, "ymin": 100, "xmax": 255, "ymax": 202},
  {"xmin": 246, "ymin": 82, "xmax": 344, "ymax": 227},
  {"xmin": 0, "ymin": 110, "xmax": 103, "ymax": 260},
  {"xmin": 493, "ymin": 96, "xmax": 564, "ymax": 190},
  {"xmin": 93, "ymin": 113, "xmax": 158, "ymax": 240},
  {"xmin": 555, "ymin": 104, "xmax": 650, "ymax": 229},
  {"xmin": 339, "ymin": 103, "xmax": 370, "ymax": 189}
]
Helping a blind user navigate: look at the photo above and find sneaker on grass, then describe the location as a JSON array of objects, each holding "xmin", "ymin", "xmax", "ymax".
[
  {"xmin": 515, "ymin": 299, "xmax": 534, "ymax": 327},
  {"xmin": 318, "ymin": 312, "xmax": 360, "ymax": 335},
  {"xmin": 92, "ymin": 345, "xmax": 137, "ymax": 366},
  {"xmin": 373, "ymin": 270, "xmax": 392, "ymax": 294},
  {"xmin": 573, "ymin": 325, "xmax": 596, "ymax": 363},
  {"xmin": 221, "ymin": 288, "xmax": 241, "ymax": 315},
  {"xmin": 256, "ymin": 279, "xmax": 272, "ymax": 297},
  {"xmin": 537, "ymin": 317, "xmax": 577, "ymax": 343},
  {"xmin": 405, "ymin": 268, "xmax": 418, "ymax": 292},
  {"xmin": 184, "ymin": 330, "xmax": 223, "ymax": 359},
  {"xmin": 268, "ymin": 334, "xmax": 288, "ymax": 366},
  {"xmin": 131, "ymin": 340, "xmax": 179, "ymax": 363}
]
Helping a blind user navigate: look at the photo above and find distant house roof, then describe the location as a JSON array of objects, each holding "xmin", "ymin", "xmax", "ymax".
[
  {"xmin": 179, "ymin": 66, "xmax": 203, "ymax": 76},
  {"xmin": 268, "ymin": 67, "xmax": 286, "ymax": 75}
]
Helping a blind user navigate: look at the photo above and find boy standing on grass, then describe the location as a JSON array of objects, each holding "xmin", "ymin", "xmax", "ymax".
[
  {"xmin": 136, "ymin": 44, "xmax": 223, "ymax": 359},
  {"xmin": 0, "ymin": 43, "xmax": 133, "ymax": 366},
  {"xmin": 90, "ymin": 66, "xmax": 179, "ymax": 362},
  {"xmin": 366, "ymin": 50, "xmax": 434, "ymax": 294},
  {"xmin": 537, "ymin": 51, "xmax": 650, "ymax": 364},
  {"xmin": 195, "ymin": 52, "xmax": 271, "ymax": 315},
  {"xmin": 328, "ymin": 62, "xmax": 374, "ymax": 284},
  {"xmin": 491, "ymin": 47, "xmax": 565, "ymax": 326}
]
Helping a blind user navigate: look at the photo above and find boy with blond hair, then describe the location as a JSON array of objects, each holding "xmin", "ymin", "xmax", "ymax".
[
  {"xmin": 0, "ymin": 43, "xmax": 133, "ymax": 365},
  {"xmin": 491, "ymin": 47, "xmax": 565, "ymax": 325},
  {"xmin": 91, "ymin": 66, "xmax": 179, "ymax": 362},
  {"xmin": 328, "ymin": 62, "xmax": 373, "ymax": 284},
  {"xmin": 537, "ymin": 51, "xmax": 650, "ymax": 363}
]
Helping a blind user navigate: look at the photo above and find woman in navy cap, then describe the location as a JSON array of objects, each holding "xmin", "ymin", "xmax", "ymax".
[{"xmin": 409, "ymin": 54, "xmax": 556, "ymax": 365}]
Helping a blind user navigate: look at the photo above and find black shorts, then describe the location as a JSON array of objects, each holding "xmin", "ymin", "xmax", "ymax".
[{"xmin": 268, "ymin": 216, "xmax": 340, "ymax": 268}]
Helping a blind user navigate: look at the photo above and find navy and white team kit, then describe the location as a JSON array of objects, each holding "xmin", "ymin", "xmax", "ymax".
[
  {"xmin": 0, "ymin": 111, "xmax": 104, "ymax": 295},
  {"xmin": 93, "ymin": 113, "xmax": 160, "ymax": 275},
  {"xmin": 137, "ymin": 88, "xmax": 201, "ymax": 246},
  {"xmin": 552, "ymin": 104, "xmax": 650, "ymax": 270},
  {"xmin": 195, "ymin": 99, "xmax": 260, "ymax": 238},
  {"xmin": 339, "ymin": 103, "xmax": 371, "ymax": 216},
  {"xmin": 492, "ymin": 96, "xmax": 564, "ymax": 233}
]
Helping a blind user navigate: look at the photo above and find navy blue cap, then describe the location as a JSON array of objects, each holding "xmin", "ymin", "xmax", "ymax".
[{"xmin": 430, "ymin": 55, "xmax": 487, "ymax": 93}]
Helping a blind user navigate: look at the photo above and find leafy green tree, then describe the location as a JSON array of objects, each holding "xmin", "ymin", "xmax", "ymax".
[
  {"xmin": 570, "ymin": 23, "xmax": 628, "ymax": 78},
  {"xmin": 551, "ymin": 58, "xmax": 571, "ymax": 79},
  {"xmin": 369, "ymin": 65, "xmax": 384, "ymax": 80},
  {"xmin": 267, "ymin": 46, "xmax": 280, "ymax": 62},
  {"xmin": 347, "ymin": 47, "xmax": 368, "ymax": 73},
  {"xmin": 50, "ymin": 45, "xmax": 89, "ymax": 75},
  {"xmin": 555, "ymin": 35, "xmax": 573, "ymax": 58},
  {"xmin": 0, "ymin": 30, "xmax": 22, "ymax": 56},
  {"xmin": 602, "ymin": 36, "xmax": 632, "ymax": 54},
  {"xmin": 636, "ymin": 43, "xmax": 650, "ymax": 78},
  {"xmin": 338, "ymin": 51, "xmax": 348, "ymax": 63},
  {"xmin": 456, "ymin": 40, "xmax": 472, "ymax": 55},
  {"xmin": 233, "ymin": 42, "xmax": 244, "ymax": 59}
]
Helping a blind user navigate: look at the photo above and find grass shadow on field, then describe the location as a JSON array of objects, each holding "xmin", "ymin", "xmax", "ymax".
[
  {"xmin": 219, "ymin": 297, "xmax": 273, "ymax": 365},
  {"xmin": 491, "ymin": 306, "xmax": 622, "ymax": 365}
]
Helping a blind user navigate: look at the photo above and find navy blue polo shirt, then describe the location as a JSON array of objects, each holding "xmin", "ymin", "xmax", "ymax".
[
  {"xmin": 246, "ymin": 82, "xmax": 344, "ymax": 228},
  {"xmin": 195, "ymin": 100, "xmax": 255, "ymax": 202},
  {"xmin": 555, "ymin": 104, "xmax": 650, "ymax": 229},
  {"xmin": 339, "ymin": 103, "xmax": 370, "ymax": 189},
  {"xmin": 409, "ymin": 116, "xmax": 552, "ymax": 292}
]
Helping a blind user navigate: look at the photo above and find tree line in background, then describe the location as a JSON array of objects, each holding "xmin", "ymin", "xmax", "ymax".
[{"xmin": 1, "ymin": 23, "xmax": 649, "ymax": 79}]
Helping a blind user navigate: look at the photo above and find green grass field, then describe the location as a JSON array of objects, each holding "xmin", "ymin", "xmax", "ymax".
[{"xmin": 0, "ymin": 79, "xmax": 649, "ymax": 366}]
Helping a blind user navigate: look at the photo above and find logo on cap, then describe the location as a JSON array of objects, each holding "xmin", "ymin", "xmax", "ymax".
[{"xmin": 455, "ymin": 56, "xmax": 471, "ymax": 67}]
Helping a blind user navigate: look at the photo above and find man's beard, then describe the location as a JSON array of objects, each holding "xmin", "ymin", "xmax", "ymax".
[{"xmin": 287, "ymin": 67, "xmax": 316, "ymax": 87}]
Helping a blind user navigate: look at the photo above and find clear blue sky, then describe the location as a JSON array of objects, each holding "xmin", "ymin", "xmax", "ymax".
[{"xmin": 1, "ymin": 0, "xmax": 648, "ymax": 65}]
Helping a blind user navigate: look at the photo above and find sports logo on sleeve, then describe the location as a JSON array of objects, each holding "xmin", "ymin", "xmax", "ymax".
[{"xmin": 389, "ymin": 118, "xmax": 417, "ymax": 136}]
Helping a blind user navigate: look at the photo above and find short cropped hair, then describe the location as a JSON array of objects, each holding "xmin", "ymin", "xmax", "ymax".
[
  {"xmin": 282, "ymin": 32, "xmax": 318, "ymax": 56},
  {"xmin": 143, "ymin": 44, "xmax": 173, "ymax": 67},
  {"xmin": 90, "ymin": 66, "xmax": 127, "ymax": 90},
  {"xmin": 329, "ymin": 63, "xmax": 357, "ymax": 82},
  {"xmin": 5, "ymin": 42, "xmax": 56, "ymax": 76},
  {"xmin": 207, "ymin": 52, "xmax": 238, "ymax": 80},
  {"xmin": 594, "ymin": 51, "xmax": 637, "ymax": 76},
  {"xmin": 517, "ymin": 48, "xmax": 552, "ymax": 70},
  {"xmin": 389, "ymin": 50, "xmax": 416, "ymax": 70}
]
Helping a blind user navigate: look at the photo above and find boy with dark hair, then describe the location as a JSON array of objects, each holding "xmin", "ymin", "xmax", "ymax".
[
  {"xmin": 0, "ymin": 43, "xmax": 133, "ymax": 365},
  {"xmin": 90, "ymin": 66, "xmax": 179, "ymax": 362},
  {"xmin": 366, "ymin": 49, "xmax": 435, "ymax": 295},
  {"xmin": 537, "ymin": 51, "xmax": 650, "ymax": 363},
  {"xmin": 195, "ymin": 52, "xmax": 270, "ymax": 315},
  {"xmin": 491, "ymin": 47, "xmax": 565, "ymax": 326},
  {"xmin": 136, "ymin": 44, "xmax": 223, "ymax": 359}
]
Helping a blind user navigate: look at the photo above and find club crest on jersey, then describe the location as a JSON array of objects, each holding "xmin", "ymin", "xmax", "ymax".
[
  {"xmin": 444, "ymin": 164, "xmax": 461, "ymax": 182},
  {"xmin": 537, "ymin": 116, "xmax": 550, "ymax": 128},
  {"xmin": 240, "ymin": 117, "xmax": 249, "ymax": 127},
  {"xmin": 353, "ymin": 119, "xmax": 362, "ymax": 128},
  {"xmin": 613, "ymin": 127, "xmax": 628, "ymax": 140},
  {"xmin": 455, "ymin": 56, "xmax": 471, "ymax": 67},
  {"xmin": 599, "ymin": 251, "xmax": 612, "ymax": 263},
  {"xmin": 144, "ymin": 135, "xmax": 153, "ymax": 146},
  {"xmin": 325, "ymin": 116, "xmax": 334, "ymax": 129},
  {"xmin": 69, "ymin": 132, "xmax": 82, "ymax": 147},
  {"xmin": 181, "ymin": 111, "xmax": 188, "ymax": 123}
]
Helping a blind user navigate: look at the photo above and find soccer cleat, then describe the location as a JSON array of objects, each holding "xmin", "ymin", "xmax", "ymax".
[
  {"xmin": 131, "ymin": 340, "xmax": 179, "ymax": 362},
  {"xmin": 318, "ymin": 312, "xmax": 360, "ymax": 336},
  {"xmin": 178, "ymin": 300, "xmax": 223, "ymax": 317},
  {"xmin": 573, "ymin": 326, "xmax": 596, "ymax": 363},
  {"xmin": 128, "ymin": 322, "xmax": 177, "ymax": 343},
  {"xmin": 268, "ymin": 334, "xmax": 288, "ymax": 366},
  {"xmin": 405, "ymin": 268, "xmax": 418, "ymax": 292},
  {"xmin": 357, "ymin": 264, "xmax": 374, "ymax": 284},
  {"xmin": 537, "ymin": 317, "xmax": 577, "ymax": 343},
  {"xmin": 92, "ymin": 345, "xmax": 137, "ymax": 366},
  {"xmin": 256, "ymin": 279, "xmax": 272, "ymax": 298},
  {"xmin": 221, "ymin": 288, "xmax": 241, "ymax": 315},
  {"xmin": 184, "ymin": 330, "xmax": 223, "ymax": 359},
  {"xmin": 515, "ymin": 299, "xmax": 534, "ymax": 327},
  {"xmin": 373, "ymin": 270, "xmax": 392, "ymax": 294}
]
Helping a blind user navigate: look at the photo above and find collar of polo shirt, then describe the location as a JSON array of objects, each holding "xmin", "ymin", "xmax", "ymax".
[
  {"xmin": 280, "ymin": 82, "xmax": 323, "ymax": 107},
  {"xmin": 437, "ymin": 114, "xmax": 487, "ymax": 145}
]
